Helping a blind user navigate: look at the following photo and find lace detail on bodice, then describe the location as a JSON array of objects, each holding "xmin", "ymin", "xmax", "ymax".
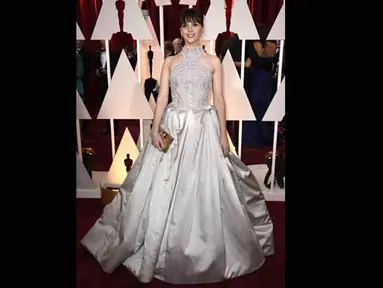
[{"xmin": 170, "ymin": 46, "xmax": 212, "ymax": 110}]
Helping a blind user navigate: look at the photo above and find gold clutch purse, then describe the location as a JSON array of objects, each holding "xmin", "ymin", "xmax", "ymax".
[{"xmin": 159, "ymin": 129, "xmax": 174, "ymax": 153}]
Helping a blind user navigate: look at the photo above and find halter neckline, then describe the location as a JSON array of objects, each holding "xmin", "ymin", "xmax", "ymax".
[{"xmin": 181, "ymin": 46, "xmax": 204, "ymax": 59}]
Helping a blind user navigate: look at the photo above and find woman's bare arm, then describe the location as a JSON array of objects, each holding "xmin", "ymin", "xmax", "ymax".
[
  {"xmin": 211, "ymin": 56, "xmax": 227, "ymax": 138},
  {"xmin": 151, "ymin": 57, "xmax": 172, "ymax": 135}
]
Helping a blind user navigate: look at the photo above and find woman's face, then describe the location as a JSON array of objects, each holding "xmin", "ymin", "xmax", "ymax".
[{"xmin": 180, "ymin": 21, "xmax": 203, "ymax": 46}]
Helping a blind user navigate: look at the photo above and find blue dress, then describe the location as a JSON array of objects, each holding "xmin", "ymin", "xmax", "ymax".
[{"xmin": 242, "ymin": 46, "xmax": 275, "ymax": 147}]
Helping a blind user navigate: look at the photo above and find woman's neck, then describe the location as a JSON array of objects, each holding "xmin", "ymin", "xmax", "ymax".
[{"xmin": 183, "ymin": 43, "xmax": 201, "ymax": 49}]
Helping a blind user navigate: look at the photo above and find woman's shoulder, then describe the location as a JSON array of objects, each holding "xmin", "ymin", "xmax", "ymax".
[
  {"xmin": 166, "ymin": 53, "xmax": 182, "ymax": 70},
  {"xmin": 201, "ymin": 52, "xmax": 219, "ymax": 65},
  {"xmin": 205, "ymin": 53, "xmax": 220, "ymax": 62},
  {"xmin": 265, "ymin": 41, "xmax": 277, "ymax": 57},
  {"xmin": 202, "ymin": 53, "xmax": 221, "ymax": 73}
]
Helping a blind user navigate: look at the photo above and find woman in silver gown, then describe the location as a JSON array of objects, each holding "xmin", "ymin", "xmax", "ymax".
[{"xmin": 81, "ymin": 8, "xmax": 274, "ymax": 284}]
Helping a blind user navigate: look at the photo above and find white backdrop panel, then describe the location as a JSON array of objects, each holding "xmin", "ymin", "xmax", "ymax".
[
  {"xmin": 106, "ymin": 128, "xmax": 140, "ymax": 186},
  {"xmin": 179, "ymin": 0, "xmax": 197, "ymax": 5},
  {"xmin": 203, "ymin": 0, "xmax": 226, "ymax": 40},
  {"xmin": 76, "ymin": 22, "xmax": 85, "ymax": 40},
  {"xmin": 230, "ymin": 0, "xmax": 259, "ymax": 39},
  {"xmin": 77, "ymin": 154, "xmax": 97, "ymax": 189},
  {"xmin": 136, "ymin": 16, "xmax": 164, "ymax": 84},
  {"xmin": 263, "ymin": 77, "xmax": 285, "ymax": 121},
  {"xmin": 154, "ymin": 0, "xmax": 172, "ymax": 5},
  {"xmin": 76, "ymin": 91, "xmax": 91, "ymax": 119},
  {"xmin": 98, "ymin": 51, "xmax": 153, "ymax": 119},
  {"xmin": 222, "ymin": 51, "xmax": 256, "ymax": 120}
]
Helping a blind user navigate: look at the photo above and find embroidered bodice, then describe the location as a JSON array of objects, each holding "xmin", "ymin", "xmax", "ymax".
[{"xmin": 170, "ymin": 46, "xmax": 212, "ymax": 110}]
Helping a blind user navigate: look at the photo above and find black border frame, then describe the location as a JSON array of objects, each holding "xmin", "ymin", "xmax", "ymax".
[
  {"xmin": 8, "ymin": 0, "xmax": 371, "ymax": 286},
  {"xmin": 7, "ymin": 1, "xmax": 75, "ymax": 286}
]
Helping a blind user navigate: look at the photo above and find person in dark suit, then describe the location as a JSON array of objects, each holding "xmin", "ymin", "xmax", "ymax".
[
  {"xmin": 77, "ymin": 40, "xmax": 91, "ymax": 134},
  {"xmin": 76, "ymin": 40, "xmax": 91, "ymax": 100},
  {"xmin": 95, "ymin": 41, "xmax": 109, "ymax": 102},
  {"xmin": 76, "ymin": 48, "xmax": 84, "ymax": 99}
]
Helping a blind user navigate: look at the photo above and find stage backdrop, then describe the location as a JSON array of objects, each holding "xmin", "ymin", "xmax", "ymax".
[
  {"xmin": 76, "ymin": 0, "xmax": 285, "ymax": 198},
  {"xmin": 76, "ymin": 0, "xmax": 283, "ymax": 50}
]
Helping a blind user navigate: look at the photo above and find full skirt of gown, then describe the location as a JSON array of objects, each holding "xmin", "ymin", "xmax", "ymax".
[{"xmin": 81, "ymin": 104, "xmax": 275, "ymax": 284}]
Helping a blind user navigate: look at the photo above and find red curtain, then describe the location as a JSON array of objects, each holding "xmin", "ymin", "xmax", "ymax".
[
  {"xmin": 249, "ymin": 0, "xmax": 284, "ymax": 28},
  {"xmin": 77, "ymin": 0, "xmax": 103, "ymax": 51}
]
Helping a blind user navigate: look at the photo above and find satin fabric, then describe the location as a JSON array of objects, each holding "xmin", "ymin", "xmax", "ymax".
[
  {"xmin": 81, "ymin": 46, "xmax": 274, "ymax": 284},
  {"xmin": 81, "ymin": 105, "xmax": 274, "ymax": 284}
]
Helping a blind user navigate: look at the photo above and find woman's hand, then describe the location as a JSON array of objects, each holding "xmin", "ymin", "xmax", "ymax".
[
  {"xmin": 151, "ymin": 131, "xmax": 164, "ymax": 151},
  {"xmin": 220, "ymin": 135, "xmax": 229, "ymax": 157}
]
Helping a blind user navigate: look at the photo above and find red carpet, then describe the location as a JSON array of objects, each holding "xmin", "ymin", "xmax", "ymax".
[{"xmin": 76, "ymin": 199, "xmax": 285, "ymax": 288}]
